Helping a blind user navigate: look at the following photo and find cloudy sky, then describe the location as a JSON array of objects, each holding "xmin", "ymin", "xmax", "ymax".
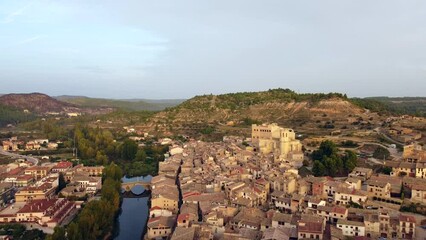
[{"xmin": 0, "ymin": 1, "xmax": 425, "ymax": 99}]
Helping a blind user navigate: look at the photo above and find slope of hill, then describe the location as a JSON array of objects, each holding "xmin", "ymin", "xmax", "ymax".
[
  {"xmin": 56, "ymin": 96, "xmax": 185, "ymax": 111},
  {"xmin": 144, "ymin": 89, "xmax": 370, "ymax": 135},
  {"xmin": 0, "ymin": 93, "xmax": 76, "ymax": 113},
  {"xmin": 0, "ymin": 104, "xmax": 35, "ymax": 126}
]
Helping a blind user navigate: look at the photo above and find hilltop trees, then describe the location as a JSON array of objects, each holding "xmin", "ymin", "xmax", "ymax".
[{"xmin": 311, "ymin": 140, "xmax": 357, "ymax": 177}]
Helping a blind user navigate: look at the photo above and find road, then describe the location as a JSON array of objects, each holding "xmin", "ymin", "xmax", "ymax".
[
  {"xmin": 374, "ymin": 127, "xmax": 404, "ymax": 146},
  {"xmin": 0, "ymin": 149, "xmax": 39, "ymax": 165}
]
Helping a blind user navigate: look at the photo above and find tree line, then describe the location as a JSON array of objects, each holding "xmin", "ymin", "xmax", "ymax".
[{"xmin": 48, "ymin": 163, "xmax": 123, "ymax": 240}]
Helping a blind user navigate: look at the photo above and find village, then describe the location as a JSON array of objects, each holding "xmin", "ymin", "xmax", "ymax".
[
  {"xmin": 0, "ymin": 118, "xmax": 425, "ymax": 239},
  {"xmin": 146, "ymin": 123, "xmax": 426, "ymax": 240},
  {"xmin": 0, "ymin": 141, "xmax": 104, "ymax": 234}
]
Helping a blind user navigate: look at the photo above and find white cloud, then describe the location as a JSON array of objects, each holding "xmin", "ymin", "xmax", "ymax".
[
  {"xmin": 17, "ymin": 35, "xmax": 45, "ymax": 45},
  {"xmin": 1, "ymin": 3, "xmax": 32, "ymax": 24}
]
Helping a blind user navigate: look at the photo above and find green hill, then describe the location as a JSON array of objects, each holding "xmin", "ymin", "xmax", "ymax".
[
  {"xmin": 352, "ymin": 97, "xmax": 426, "ymax": 117},
  {"xmin": 56, "ymin": 96, "xmax": 185, "ymax": 111},
  {"xmin": 0, "ymin": 104, "xmax": 35, "ymax": 127},
  {"xmin": 146, "ymin": 88, "xmax": 367, "ymax": 136}
]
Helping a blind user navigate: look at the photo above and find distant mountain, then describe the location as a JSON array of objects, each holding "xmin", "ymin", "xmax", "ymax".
[
  {"xmin": 0, "ymin": 93, "xmax": 77, "ymax": 113},
  {"xmin": 352, "ymin": 97, "xmax": 426, "ymax": 117},
  {"xmin": 56, "ymin": 96, "xmax": 185, "ymax": 111}
]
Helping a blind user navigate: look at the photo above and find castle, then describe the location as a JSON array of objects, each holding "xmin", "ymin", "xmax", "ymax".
[{"xmin": 251, "ymin": 123, "xmax": 304, "ymax": 166}]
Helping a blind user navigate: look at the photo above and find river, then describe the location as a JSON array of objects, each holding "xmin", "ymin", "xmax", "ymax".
[{"xmin": 115, "ymin": 175, "xmax": 152, "ymax": 240}]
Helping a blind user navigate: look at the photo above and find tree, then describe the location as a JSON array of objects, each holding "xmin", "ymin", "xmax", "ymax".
[
  {"xmin": 312, "ymin": 140, "xmax": 338, "ymax": 161},
  {"xmin": 312, "ymin": 141, "xmax": 357, "ymax": 177},
  {"xmin": 56, "ymin": 172, "xmax": 67, "ymax": 194},
  {"xmin": 120, "ymin": 140, "xmax": 138, "ymax": 160},
  {"xmin": 324, "ymin": 157, "xmax": 337, "ymax": 176},
  {"xmin": 134, "ymin": 149, "xmax": 147, "ymax": 162},
  {"xmin": 66, "ymin": 222, "xmax": 82, "ymax": 240},
  {"xmin": 343, "ymin": 150, "xmax": 357, "ymax": 172},
  {"xmin": 373, "ymin": 146, "xmax": 390, "ymax": 160},
  {"xmin": 47, "ymin": 227, "xmax": 65, "ymax": 240},
  {"xmin": 380, "ymin": 166, "xmax": 392, "ymax": 175},
  {"xmin": 104, "ymin": 162, "xmax": 123, "ymax": 181},
  {"xmin": 95, "ymin": 151, "xmax": 109, "ymax": 165},
  {"xmin": 312, "ymin": 160, "xmax": 326, "ymax": 176}
]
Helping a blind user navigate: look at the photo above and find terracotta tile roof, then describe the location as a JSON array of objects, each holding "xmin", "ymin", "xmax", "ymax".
[
  {"xmin": 150, "ymin": 206, "xmax": 162, "ymax": 211},
  {"xmin": 332, "ymin": 206, "xmax": 348, "ymax": 215},
  {"xmin": 298, "ymin": 222, "xmax": 323, "ymax": 234},
  {"xmin": 399, "ymin": 214, "xmax": 416, "ymax": 223}
]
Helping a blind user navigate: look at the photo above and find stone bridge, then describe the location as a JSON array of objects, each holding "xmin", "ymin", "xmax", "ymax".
[{"xmin": 121, "ymin": 180, "xmax": 152, "ymax": 192}]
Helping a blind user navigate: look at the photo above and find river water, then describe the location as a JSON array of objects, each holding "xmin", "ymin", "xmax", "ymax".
[{"xmin": 115, "ymin": 175, "xmax": 152, "ymax": 240}]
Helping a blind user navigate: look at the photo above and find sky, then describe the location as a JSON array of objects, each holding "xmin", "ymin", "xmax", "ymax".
[{"xmin": 0, "ymin": 0, "xmax": 426, "ymax": 99}]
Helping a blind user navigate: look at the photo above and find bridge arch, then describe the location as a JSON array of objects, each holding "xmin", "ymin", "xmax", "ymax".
[{"xmin": 121, "ymin": 181, "xmax": 152, "ymax": 193}]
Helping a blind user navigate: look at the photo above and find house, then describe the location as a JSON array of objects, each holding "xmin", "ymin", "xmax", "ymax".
[
  {"xmin": 274, "ymin": 196, "xmax": 292, "ymax": 213},
  {"xmin": 15, "ymin": 175, "xmax": 35, "ymax": 187},
  {"xmin": 15, "ymin": 183, "xmax": 55, "ymax": 202},
  {"xmin": 349, "ymin": 167, "xmax": 373, "ymax": 181},
  {"xmin": 323, "ymin": 180, "xmax": 350, "ymax": 198},
  {"xmin": 151, "ymin": 185, "xmax": 179, "ymax": 214},
  {"xmin": 25, "ymin": 141, "xmax": 41, "ymax": 151},
  {"xmin": 337, "ymin": 219, "xmax": 365, "ymax": 237},
  {"xmin": 76, "ymin": 165, "xmax": 104, "ymax": 176},
  {"xmin": 364, "ymin": 213, "xmax": 380, "ymax": 239},
  {"xmin": 2, "ymin": 140, "xmax": 19, "ymax": 151},
  {"xmin": 150, "ymin": 206, "xmax": 173, "ymax": 218},
  {"xmin": 345, "ymin": 177, "xmax": 362, "ymax": 190},
  {"xmin": 399, "ymin": 215, "xmax": 416, "ymax": 239},
  {"xmin": 178, "ymin": 202, "xmax": 199, "ymax": 227},
  {"xmin": 297, "ymin": 214, "xmax": 326, "ymax": 240},
  {"xmin": 34, "ymin": 139, "xmax": 49, "ymax": 145},
  {"xmin": 330, "ymin": 206, "xmax": 348, "ymax": 223},
  {"xmin": 47, "ymin": 142, "xmax": 59, "ymax": 150},
  {"xmin": 366, "ymin": 179, "xmax": 391, "ymax": 199},
  {"xmin": 271, "ymin": 175, "xmax": 297, "ymax": 194},
  {"xmin": 388, "ymin": 161, "xmax": 416, "ymax": 177},
  {"xmin": 374, "ymin": 210, "xmax": 416, "ymax": 239},
  {"xmin": 271, "ymin": 212, "xmax": 294, "ymax": 229},
  {"xmin": 403, "ymin": 143, "xmax": 426, "ymax": 162},
  {"xmin": 411, "ymin": 184, "xmax": 426, "ymax": 204},
  {"xmin": 261, "ymin": 226, "xmax": 292, "ymax": 240},
  {"xmin": 0, "ymin": 182, "xmax": 15, "ymax": 207},
  {"xmin": 147, "ymin": 215, "xmax": 176, "ymax": 239},
  {"xmin": 24, "ymin": 166, "xmax": 52, "ymax": 179},
  {"xmin": 416, "ymin": 162, "xmax": 426, "ymax": 179},
  {"xmin": 0, "ymin": 198, "xmax": 76, "ymax": 228},
  {"xmin": 315, "ymin": 205, "xmax": 347, "ymax": 223},
  {"xmin": 231, "ymin": 207, "xmax": 265, "ymax": 230},
  {"xmin": 307, "ymin": 197, "xmax": 326, "ymax": 210},
  {"xmin": 72, "ymin": 174, "xmax": 102, "ymax": 194},
  {"xmin": 334, "ymin": 188, "xmax": 367, "ymax": 206},
  {"xmin": 51, "ymin": 161, "xmax": 73, "ymax": 173},
  {"xmin": 369, "ymin": 174, "xmax": 402, "ymax": 197},
  {"xmin": 171, "ymin": 226, "xmax": 197, "ymax": 240}
]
